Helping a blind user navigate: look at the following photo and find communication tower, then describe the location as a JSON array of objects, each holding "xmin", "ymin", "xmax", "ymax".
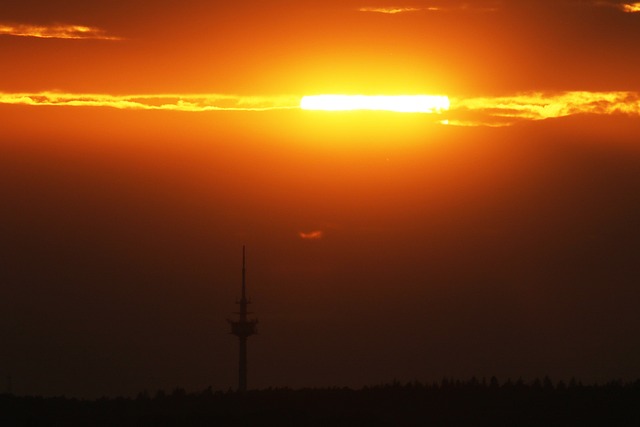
[{"xmin": 227, "ymin": 246, "xmax": 258, "ymax": 392}]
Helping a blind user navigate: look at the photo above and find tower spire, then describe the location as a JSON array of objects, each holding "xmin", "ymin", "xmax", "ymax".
[
  {"xmin": 241, "ymin": 245, "xmax": 246, "ymax": 302},
  {"xmin": 228, "ymin": 246, "xmax": 258, "ymax": 392}
]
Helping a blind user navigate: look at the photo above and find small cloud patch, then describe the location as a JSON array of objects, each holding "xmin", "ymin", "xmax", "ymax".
[
  {"xmin": 593, "ymin": 1, "xmax": 640, "ymax": 13},
  {"xmin": 621, "ymin": 2, "xmax": 640, "ymax": 12},
  {"xmin": 299, "ymin": 231, "xmax": 323, "ymax": 240}
]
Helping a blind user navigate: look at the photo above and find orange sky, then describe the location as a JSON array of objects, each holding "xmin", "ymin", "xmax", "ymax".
[
  {"xmin": 1, "ymin": 0, "xmax": 640, "ymax": 95},
  {"xmin": 1, "ymin": 0, "xmax": 640, "ymax": 398}
]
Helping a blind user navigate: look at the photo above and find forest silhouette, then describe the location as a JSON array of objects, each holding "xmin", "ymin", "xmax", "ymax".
[{"xmin": 2, "ymin": 377, "xmax": 639, "ymax": 426}]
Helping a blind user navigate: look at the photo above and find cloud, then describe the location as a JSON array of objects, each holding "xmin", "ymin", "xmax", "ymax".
[
  {"xmin": 3, "ymin": 91, "xmax": 637, "ymax": 125},
  {"xmin": 448, "ymin": 91, "xmax": 640, "ymax": 126},
  {"xmin": 0, "ymin": 92, "xmax": 301, "ymax": 112},
  {"xmin": 299, "ymin": 231, "xmax": 323, "ymax": 240},
  {"xmin": 377, "ymin": 1, "xmax": 640, "ymax": 15},
  {"xmin": 0, "ymin": 23, "xmax": 122, "ymax": 40},
  {"xmin": 358, "ymin": 2, "xmax": 499, "ymax": 14},
  {"xmin": 358, "ymin": 7, "xmax": 422, "ymax": 14},
  {"xmin": 593, "ymin": 1, "xmax": 640, "ymax": 12},
  {"xmin": 620, "ymin": 2, "xmax": 640, "ymax": 12}
]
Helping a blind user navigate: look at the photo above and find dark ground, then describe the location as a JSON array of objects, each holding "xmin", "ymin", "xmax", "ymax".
[{"xmin": 2, "ymin": 378, "xmax": 640, "ymax": 426}]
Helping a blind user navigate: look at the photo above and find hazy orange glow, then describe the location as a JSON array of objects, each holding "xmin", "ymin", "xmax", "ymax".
[
  {"xmin": 0, "ymin": 23, "xmax": 121, "ymax": 40},
  {"xmin": 300, "ymin": 95, "xmax": 450, "ymax": 113}
]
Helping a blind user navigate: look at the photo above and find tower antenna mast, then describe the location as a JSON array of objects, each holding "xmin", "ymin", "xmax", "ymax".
[{"xmin": 228, "ymin": 246, "xmax": 258, "ymax": 392}]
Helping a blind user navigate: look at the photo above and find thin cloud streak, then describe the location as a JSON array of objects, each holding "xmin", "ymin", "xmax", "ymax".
[
  {"xmin": 449, "ymin": 91, "xmax": 640, "ymax": 126},
  {"xmin": 0, "ymin": 23, "xmax": 122, "ymax": 40},
  {"xmin": 0, "ymin": 92, "xmax": 301, "ymax": 111},
  {"xmin": 2, "ymin": 91, "xmax": 638, "ymax": 124},
  {"xmin": 358, "ymin": 7, "xmax": 422, "ymax": 14},
  {"xmin": 358, "ymin": 4, "xmax": 499, "ymax": 14},
  {"xmin": 361, "ymin": 1, "xmax": 639, "ymax": 15}
]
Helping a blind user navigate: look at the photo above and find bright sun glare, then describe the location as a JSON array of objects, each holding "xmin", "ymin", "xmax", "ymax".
[{"xmin": 300, "ymin": 95, "xmax": 450, "ymax": 113}]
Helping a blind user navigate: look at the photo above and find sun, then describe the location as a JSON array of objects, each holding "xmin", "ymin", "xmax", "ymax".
[{"xmin": 300, "ymin": 95, "xmax": 450, "ymax": 113}]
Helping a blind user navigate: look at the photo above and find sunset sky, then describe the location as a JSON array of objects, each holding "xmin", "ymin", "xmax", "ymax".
[{"xmin": 1, "ymin": 0, "xmax": 640, "ymax": 398}]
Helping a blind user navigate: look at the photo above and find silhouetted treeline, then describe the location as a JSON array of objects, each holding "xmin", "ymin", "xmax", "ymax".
[{"xmin": 2, "ymin": 378, "xmax": 640, "ymax": 426}]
